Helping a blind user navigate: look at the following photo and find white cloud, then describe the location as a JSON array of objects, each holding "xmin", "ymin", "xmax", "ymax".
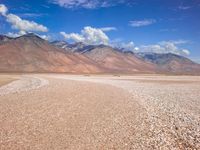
[
  {"xmin": 120, "ymin": 41, "xmax": 135, "ymax": 51},
  {"xmin": 51, "ymin": 0, "xmax": 104, "ymax": 9},
  {"xmin": 134, "ymin": 47, "xmax": 139, "ymax": 51},
  {"xmin": 182, "ymin": 49, "xmax": 190, "ymax": 55},
  {"xmin": 140, "ymin": 45, "xmax": 165, "ymax": 53},
  {"xmin": 7, "ymin": 31, "xmax": 25, "ymax": 38},
  {"xmin": 0, "ymin": 4, "xmax": 7, "ymax": 16},
  {"xmin": 7, "ymin": 30, "xmax": 27, "ymax": 38},
  {"xmin": 18, "ymin": 13, "xmax": 47, "ymax": 18},
  {"xmin": 100, "ymin": 27, "xmax": 117, "ymax": 32},
  {"xmin": 139, "ymin": 40, "xmax": 190, "ymax": 56},
  {"xmin": 60, "ymin": 32, "xmax": 85, "ymax": 42},
  {"xmin": 60, "ymin": 25, "xmax": 190, "ymax": 56},
  {"xmin": 129, "ymin": 19, "xmax": 156, "ymax": 27},
  {"xmin": 0, "ymin": 4, "xmax": 48, "ymax": 33},
  {"xmin": 18, "ymin": 30, "xmax": 26, "ymax": 35},
  {"xmin": 60, "ymin": 26, "xmax": 109, "ymax": 45},
  {"xmin": 38, "ymin": 35, "xmax": 51, "ymax": 40},
  {"xmin": 110, "ymin": 39, "xmax": 190, "ymax": 56},
  {"xmin": 159, "ymin": 28, "xmax": 177, "ymax": 32},
  {"xmin": 6, "ymin": 14, "xmax": 48, "ymax": 32},
  {"xmin": 178, "ymin": 6, "xmax": 191, "ymax": 10},
  {"xmin": 160, "ymin": 40, "xmax": 189, "ymax": 45},
  {"xmin": 50, "ymin": 0, "xmax": 129, "ymax": 9},
  {"xmin": 110, "ymin": 40, "xmax": 139, "ymax": 52}
]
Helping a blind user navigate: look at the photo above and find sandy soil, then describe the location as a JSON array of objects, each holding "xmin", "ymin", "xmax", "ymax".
[
  {"xmin": 0, "ymin": 75, "xmax": 48, "ymax": 96},
  {"xmin": 0, "ymin": 75, "xmax": 18, "ymax": 86},
  {"xmin": 0, "ymin": 74, "xmax": 200, "ymax": 149}
]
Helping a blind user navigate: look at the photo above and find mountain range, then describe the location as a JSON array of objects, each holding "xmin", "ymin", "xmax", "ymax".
[{"xmin": 0, "ymin": 33, "xmax": 199, "ymax": 75}]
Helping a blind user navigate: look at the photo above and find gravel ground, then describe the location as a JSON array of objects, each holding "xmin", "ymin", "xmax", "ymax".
[
  {"xmin": 0, "ymin": 76, "xmax": 48, "ymax": 96},
  {"xmin": 0, "ymin": 76, "xmax": 17, "ymax": 87},
  {"xmin": 0, "ymin": 74, "xmax": 200, "ymax": 149}
]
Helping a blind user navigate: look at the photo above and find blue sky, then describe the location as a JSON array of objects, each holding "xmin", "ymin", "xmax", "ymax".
[{"xmin": 0, "ymin": 0, "xmax": 200, "ymax": 62}]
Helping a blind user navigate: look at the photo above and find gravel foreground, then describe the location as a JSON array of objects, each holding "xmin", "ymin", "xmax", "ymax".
[{"xmin": 0, "ymin": 74, "xmax": 200, "ymax": 149}]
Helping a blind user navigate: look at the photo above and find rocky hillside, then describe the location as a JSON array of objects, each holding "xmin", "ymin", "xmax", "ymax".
[
  {"xmin": 137, "ymin": 53, "xmax": 200, "ymax": 74},
  {"xmin": 0, "ymin": 34, "xmax": 199, "ymax": 74},
  {"xmin": 0, "ymin": 34, "xmax": 104, "ymax": 73}
]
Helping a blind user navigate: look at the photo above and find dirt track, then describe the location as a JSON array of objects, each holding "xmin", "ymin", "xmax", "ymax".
[{"xmin": 0, "ymin": 74, "xmax": 200, "ymax": 149}]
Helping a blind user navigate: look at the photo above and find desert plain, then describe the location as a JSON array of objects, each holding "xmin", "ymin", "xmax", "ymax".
[{"xmin": 0, "ymin": 74, "xmax": 200, "ymax": 149}]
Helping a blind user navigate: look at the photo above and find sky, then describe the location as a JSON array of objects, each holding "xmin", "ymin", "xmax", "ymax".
[{"xmin": 0, "ymin": 0, "xmax": 200, "ymax": 62}]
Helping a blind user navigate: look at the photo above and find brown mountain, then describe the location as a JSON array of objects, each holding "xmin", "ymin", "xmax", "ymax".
[
  {"xmin": 137, "ymin": 53, "xmax": 200, "ymax": 75},
  {"xmin": 0, "ymin": 34, "xmax": 199, "ymax": 74},
  {"xmin": 52, "ymin": 41, "xmax": 157, "ymax": 73},
  {"xmin": 82, "ymin": 45, "xmax": 157, "ymax": 74},
  {"xmin": 0, "ymin": 35, "xmax": 12, "ymax": 44},
  {"xmin": 0, "ymin": 34, "xmax": 157, "ymax": 74},
  {"xmin": 0, "ymin": 34, "xmax": 104, "ymax": 73},
  {"xmin": 53, "ymin": 41, "xmax": 200, "ymax": 75}
]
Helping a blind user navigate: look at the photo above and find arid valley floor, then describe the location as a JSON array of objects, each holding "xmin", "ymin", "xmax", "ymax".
[{"xmin": 0, "ymin": 74, "xmax": 200, "ymax": 149}]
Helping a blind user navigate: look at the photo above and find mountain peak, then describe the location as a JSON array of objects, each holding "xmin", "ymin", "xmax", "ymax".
[
  {"xmin": 136, "ymin": 52, "xmax": 199, "ymax": 72},
  {"xmin": 0, "ymin": 34, "xmax": 11, "ymax": 39},
  {"xmin": 0, "ymin": 35, "xmax": 13, "ymax": 44},
  {"xmin": 21, "ymin": 33, "xmax": 42, "ymax": 39},
  {"xmin": 14, "ymin": 33, "xmax": 45, "ymax": 43}
]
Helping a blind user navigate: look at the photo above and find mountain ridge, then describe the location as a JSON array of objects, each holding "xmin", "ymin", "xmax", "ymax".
[
  {"xmin": 0, "ymin": 33, "xmax": 200, "ymax": 75},
  {"xmin": 0, "ymin": 34, "xmax": 105, "ymax": 73},
  {"xmin": 137, "ymin": 52, "xmax": 200, "ymax": 74}
]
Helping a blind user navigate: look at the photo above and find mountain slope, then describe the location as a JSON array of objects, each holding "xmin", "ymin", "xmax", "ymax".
[
  {"xmin": 0, "ymin": 34, "xmax": 104, "ymax": 73},
  {"xmin": 82, "ymin": 45, "xmax": 157, "ymax": 73},
  {"xmin": 52, "ymin": 41, "xmax": 98, "ymax": 53},
  {"xmin": 52, "ymin": 41, "xmax": 157, "ymax": 73},
  {"xmin": 137, "ymin": 53, "xmax": 200, "ymax": 74},
  {"xmin": 1, "ymin": 35, "xmax": 199, "ymax": 74},
  {"xmin": 52, "ymin": 41, "xmax": 200, "ymax": 74},
  {"xmin": 0, "ymin": 35, "xmax": 13, "ymax": 44}
]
